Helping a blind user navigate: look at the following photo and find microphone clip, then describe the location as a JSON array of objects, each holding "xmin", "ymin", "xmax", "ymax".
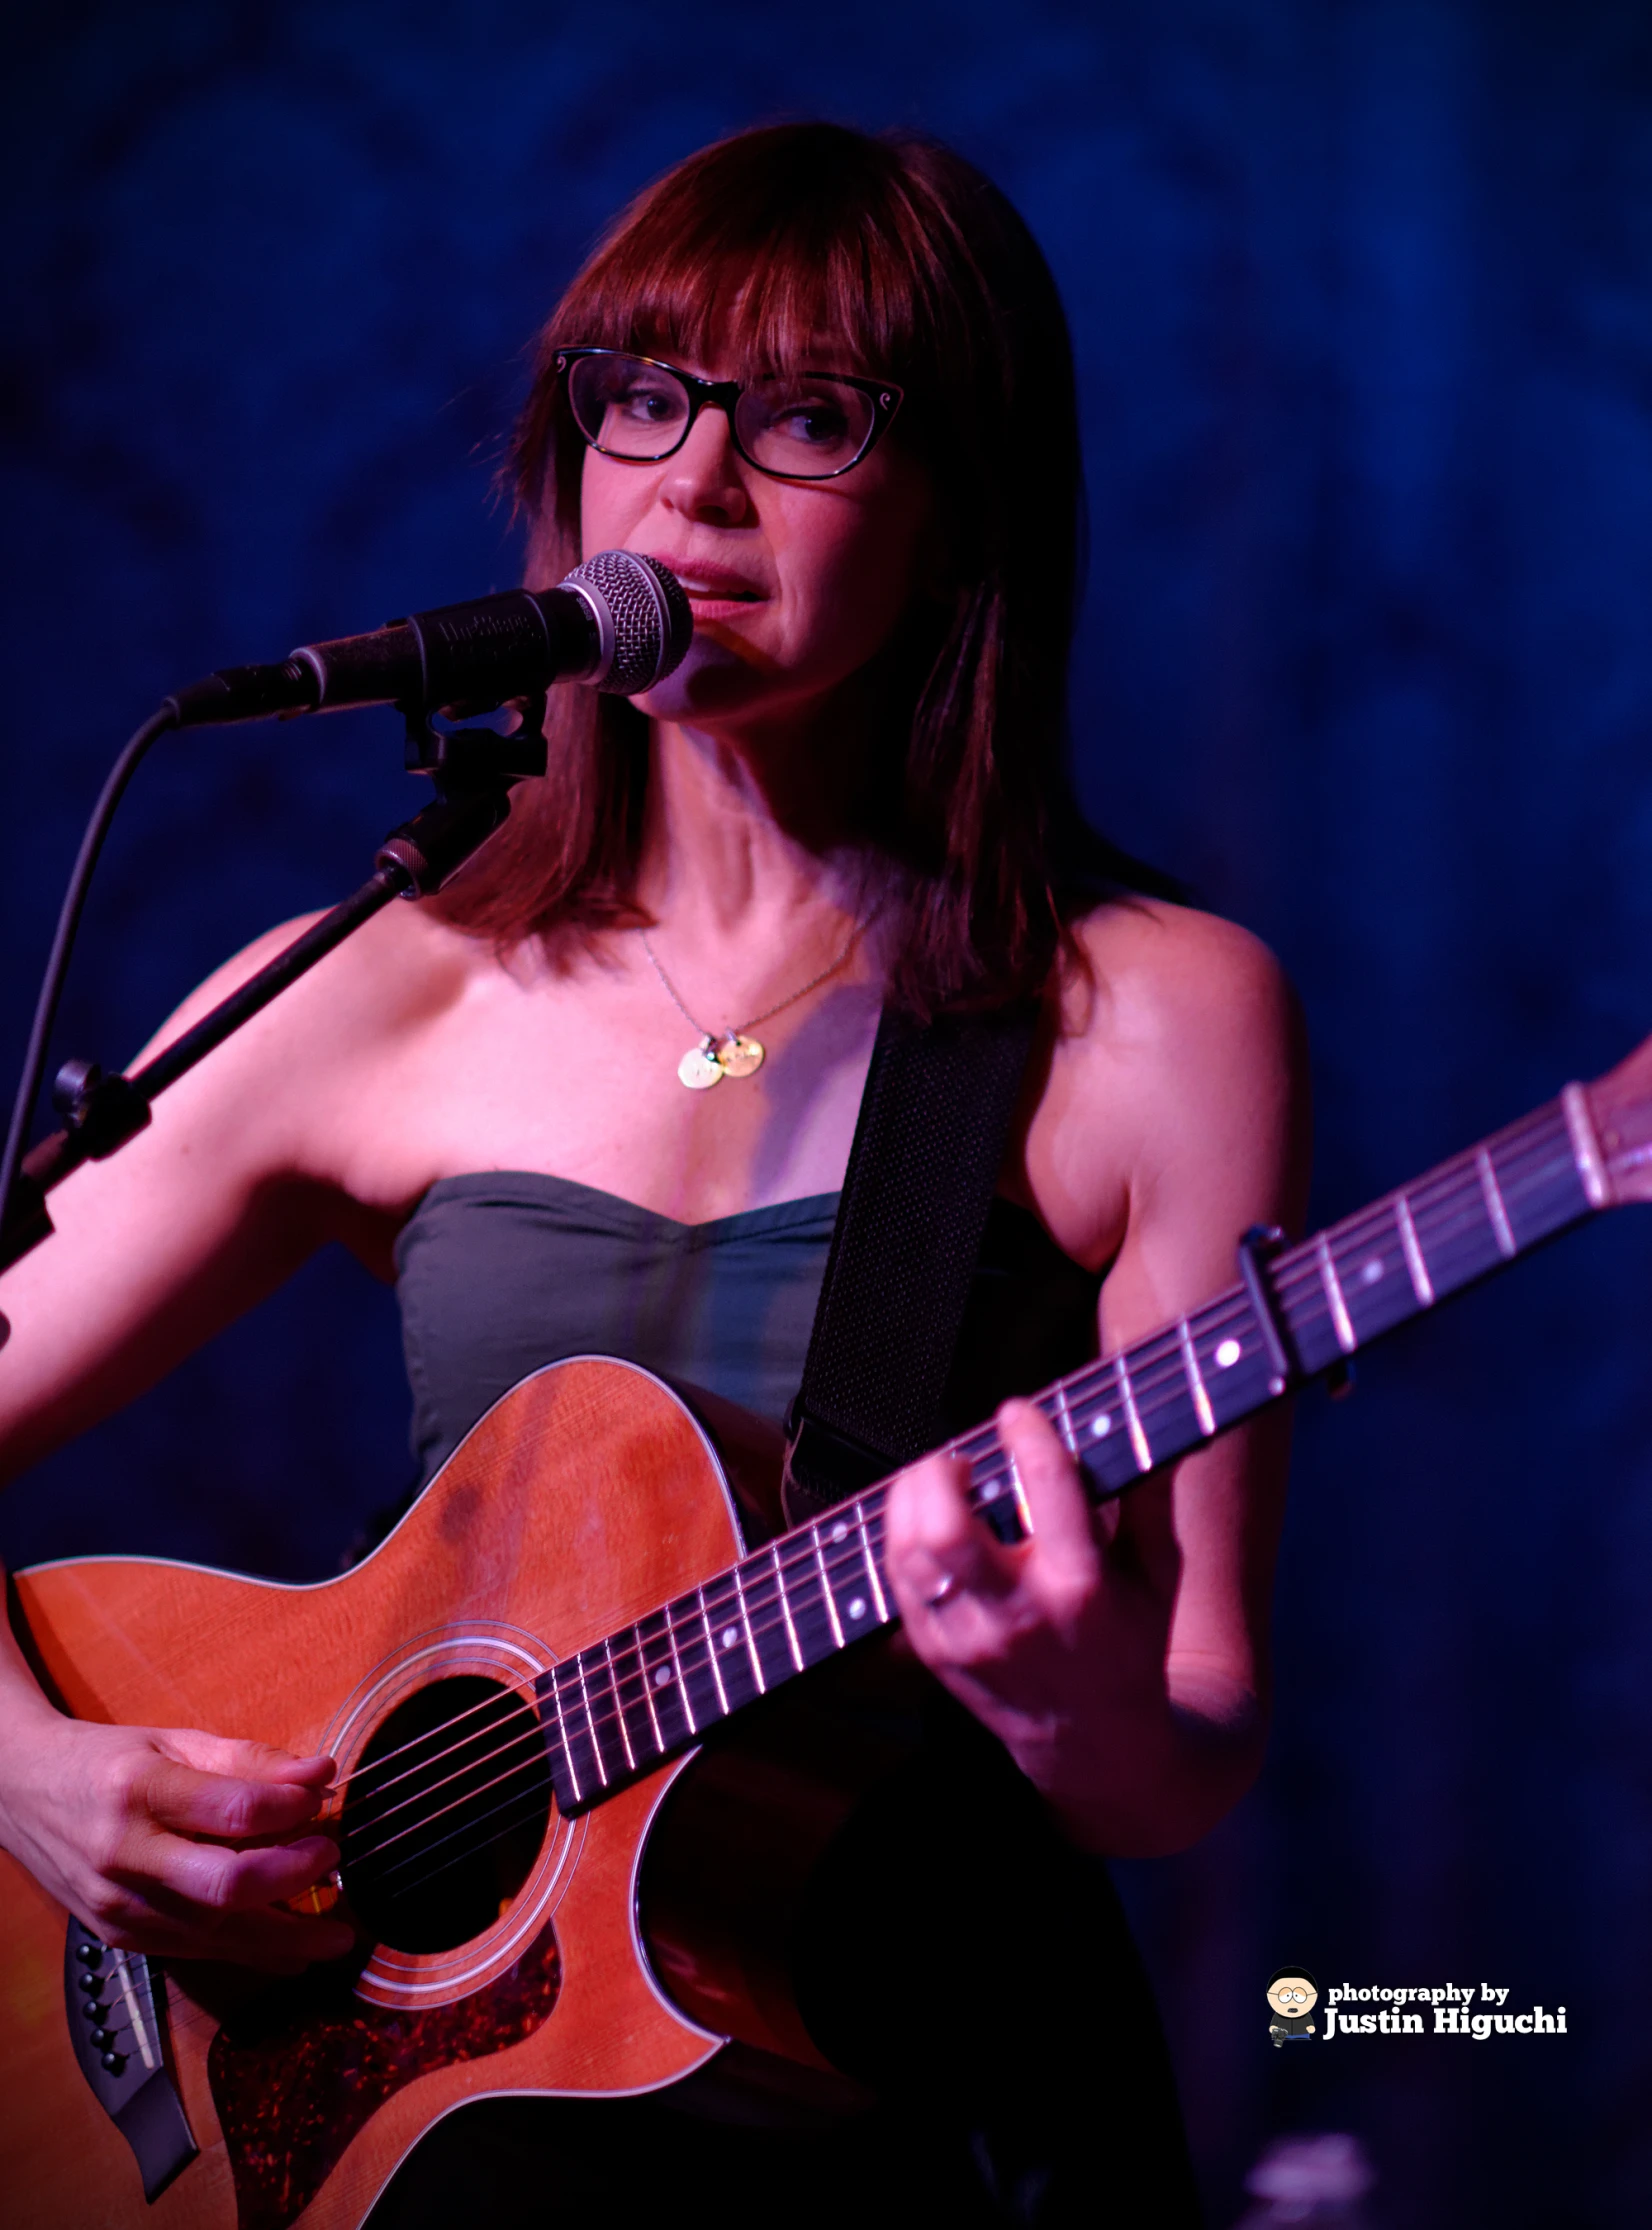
[
  {"xmin": 371, "ymin": 692, "xmax": 550, "ymax": 900},
  {"xmin": 400, "ymin": 692, "xmax": 549, "ymax": 783}
]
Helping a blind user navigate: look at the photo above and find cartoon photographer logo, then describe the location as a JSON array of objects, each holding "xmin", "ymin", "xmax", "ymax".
[{"xmin": 1266, "ymin": 1965, "xmax": 1319, "ymax": 2047}]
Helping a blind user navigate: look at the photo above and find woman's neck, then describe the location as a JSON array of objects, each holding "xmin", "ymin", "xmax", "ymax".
[{"xmin": 638, "ymin": 709, "xmax": 871, "ymax": 939}]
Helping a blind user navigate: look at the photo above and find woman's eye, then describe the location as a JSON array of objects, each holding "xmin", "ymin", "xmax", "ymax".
[
  {"xmin": 775, "ymin": 403, "xmax": 849, "ymax": 445},
  {"xmin": 616, "ymin": 386, "xmax": 679, "ymax": 423}
]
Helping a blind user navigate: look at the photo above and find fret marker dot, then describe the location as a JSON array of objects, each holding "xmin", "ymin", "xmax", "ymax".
[
  {"xmin": 1361, "ymin": 1256, "xmax": 1383, "ymax": 1285},
  {"xmin": 721, "ymin": 1627, "xmax": 739, "ymax": 1650},
  {"xmin": 831, "ymin": 1522, "xmax": 848, "ymax": 1544},
  {"xmin": 1215, "ymin": 1338, "xmax": 1242, "ymax": 1369},
  {"xmin": 982, "ymin": 1479, "xmax": 1001, "ymax": 1501},
  {"xmin": 1090, "ymin": 1414, "xmax": 1111, "ymax": 1439},
  {"xmin": 654, "ymin": 1667, "xmax": 671, "ymax": 1687},
  {"xmin": 848, "ymin": 1596, "xmax": 867, "ymax": 1621}
]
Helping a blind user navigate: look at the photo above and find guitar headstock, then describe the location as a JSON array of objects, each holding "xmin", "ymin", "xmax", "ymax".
[{"xmin": 1584, "ymin": 1032, "xmax": 1652, "ymax": 1206}]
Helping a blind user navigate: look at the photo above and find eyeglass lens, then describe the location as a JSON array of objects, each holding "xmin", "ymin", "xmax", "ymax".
[{"xmin": 567, "ymin": 355, "xmax": 879, "ymax": 477}]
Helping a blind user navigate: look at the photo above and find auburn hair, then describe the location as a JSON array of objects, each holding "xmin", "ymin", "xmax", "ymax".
[{"xmin": 435, "ymin": 121, "xmax": 1171, "ymax": 1015}]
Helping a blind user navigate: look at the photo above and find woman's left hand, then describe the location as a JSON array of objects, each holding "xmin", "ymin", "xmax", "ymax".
[{"xmin": 884, "ymin": 1397, "xmax": 1257, "ymax": 1856}]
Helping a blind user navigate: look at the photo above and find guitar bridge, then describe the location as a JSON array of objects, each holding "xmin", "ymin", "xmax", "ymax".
[{"xmin": 64, "ymin": 1919, "xmax": 197, "ymax": 2203}]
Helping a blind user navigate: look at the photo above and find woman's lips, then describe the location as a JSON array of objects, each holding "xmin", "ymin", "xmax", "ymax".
[{"xmin": 645, "ymin": 556, "xmax": 766, "ymax": 610}]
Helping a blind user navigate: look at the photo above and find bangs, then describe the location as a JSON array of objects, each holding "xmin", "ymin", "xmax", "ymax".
[{"xmin": 555, "ymin": 158, "xmax": 936, "ymax": 383}]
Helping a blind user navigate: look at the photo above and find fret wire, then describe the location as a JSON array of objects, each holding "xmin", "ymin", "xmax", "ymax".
[
  {"xmin": 601, "ymin": 1636, "xmax": 636, "ymax": 1772},
  {"xmin": 633, "ymin": 1621, "xmax": 665, "ymax": 1751},
  {"xmin": 1114, "ymin": 1353, "xmax": 1152, "ymax": 1472},
  {"xmin": 1476, "ymin": 1146, "xmax": 1517, "ymax": 1258},
  {"xmin": 1395, "ymin": 1192, "xmax": 1434, "ymax": 1304},
  {"xmin": 560, "ymin": 1658, "xmax": 598, "ymax": 1800},
  {"xmin": 811, "ymin": 1524, "xmax": 847, "ymax": 1650},
  {"xmin": 1562, "ymin": 1080, "xmax": 1610, "ymax": 1208},
  {"xmin": 574, "ymin": 1653, "xmax": 609, "ymax": 1788},
  {"xmin": 731, "ymin": 1562, "xmax": 765, "ymax": 1694},
  {"xmin": 1177, "ymin": 1316, "xmax": 1217, "ymax": 1438},
  {"xmin": 697, "ymin": 1585, "xmax": 732, "ymax": 1716},
  {"xmin": 1314, "ymin": 1231, "xmax": 1356, "ymax": 1354},
  {"xmin": 662, "ymin": 1605, "xmax": 696, "ymax": 1733},
  {"xmin": 856, "ymin": 1498, "xmax": 891, "ymax": 1622},
  {"xmin": 671, "ymin": 1590, "xmax": 722, "ymax": 1726},
  {"xmin": 545, "ymin": 1663, "xmax": 582, "ymax": 1806},
  {"xmin": 771, "ymin": 1542, "xmax": 805, "ymax": 1672}
]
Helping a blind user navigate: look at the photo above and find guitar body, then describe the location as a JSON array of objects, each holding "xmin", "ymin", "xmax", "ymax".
[{"xmin": 0, "ymin": 1359, "xmax": 880, "ymax": 2230}]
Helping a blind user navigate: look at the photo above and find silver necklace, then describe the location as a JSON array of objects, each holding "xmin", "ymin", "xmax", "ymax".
[{"xmin": 640, "ymin": 917, "xmax": 868, "ymax": 1090}]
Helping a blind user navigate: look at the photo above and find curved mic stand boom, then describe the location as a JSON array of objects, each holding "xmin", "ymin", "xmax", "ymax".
[{"xmin": 0, "ymin": 698, "xmax": 548, "ymax": 1292}]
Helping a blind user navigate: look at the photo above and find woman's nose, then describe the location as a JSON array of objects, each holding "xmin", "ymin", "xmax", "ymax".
[{"xmin": 661, "ymin": 406, "xmax": 750, "ymax": 527}]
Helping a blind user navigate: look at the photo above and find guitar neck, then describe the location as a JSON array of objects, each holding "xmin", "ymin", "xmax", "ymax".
[{"xmin": 543, "ymin": 1085, "xmax": 1607, "ymax": 1815}]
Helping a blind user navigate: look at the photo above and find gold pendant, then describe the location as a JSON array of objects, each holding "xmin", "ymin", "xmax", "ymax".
[
  {"xmin": 715, "ymin": 1033, "xmax": 765, "ymax": 1080},
  {"xmin": 677, "ymin": 1041, "xmax": 724, "ymax": 1091}
]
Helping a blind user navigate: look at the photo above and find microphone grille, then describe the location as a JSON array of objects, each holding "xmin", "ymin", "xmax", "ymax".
[{"xmin": 561, "ymin": 550, "xmax": 693, "ymax": 694}]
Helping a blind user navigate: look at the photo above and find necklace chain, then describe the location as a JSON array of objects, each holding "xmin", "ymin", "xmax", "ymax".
[{"xmin": 639, "ymin": 917, "xmax": 867, "ymax": 1045}]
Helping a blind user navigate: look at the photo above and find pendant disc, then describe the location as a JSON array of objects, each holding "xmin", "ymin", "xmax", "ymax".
[
  {"xmin": 678, "ymin": 1044, "xmax": 724, "ymax": 1091},
  {"xmin": 715, "ymin": 1034, "xmax": 765, "ymax": 1080}
]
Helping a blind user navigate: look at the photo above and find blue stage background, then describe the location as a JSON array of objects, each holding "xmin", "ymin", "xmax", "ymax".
[{"xmin": 4, "ymin": 4, "xmax": 1649, "ymax": 2220}]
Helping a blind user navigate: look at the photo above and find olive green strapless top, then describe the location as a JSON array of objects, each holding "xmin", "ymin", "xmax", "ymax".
[{"xmin": 394, "ymin": 1171, "xmax": 1103, "ymax": 1486}]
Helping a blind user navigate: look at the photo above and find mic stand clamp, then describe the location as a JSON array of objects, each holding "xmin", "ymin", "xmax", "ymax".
[{"xmin": 0, "ymin": 702, "xmax": 546, "ymax": 1284}]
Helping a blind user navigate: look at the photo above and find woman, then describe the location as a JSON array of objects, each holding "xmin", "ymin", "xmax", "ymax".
[{"xmin": 0, "ymin": 124, "xmax": 1306, "ymax": 2222}]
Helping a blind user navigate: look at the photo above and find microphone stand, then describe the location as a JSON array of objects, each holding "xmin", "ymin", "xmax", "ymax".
[{"xmin": 0, "ymin": 698, "xmax": 547, "ymax": 1288}]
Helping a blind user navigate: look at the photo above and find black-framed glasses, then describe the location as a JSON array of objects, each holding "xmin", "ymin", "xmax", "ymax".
[{"xmin": 558, "ymin": 348, "xmax": 903, "ymax": 482}]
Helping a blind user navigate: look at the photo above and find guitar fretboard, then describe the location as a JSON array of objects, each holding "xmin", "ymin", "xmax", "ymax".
[{"xmin": 541, "ymin": 1089, "xmax": 1601, "ymax": 1815}]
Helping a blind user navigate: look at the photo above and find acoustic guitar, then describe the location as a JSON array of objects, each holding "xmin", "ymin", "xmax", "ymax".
[{"xmin": 3, "ymin": 1035, "xmax": 1649, "ymax": 2229}]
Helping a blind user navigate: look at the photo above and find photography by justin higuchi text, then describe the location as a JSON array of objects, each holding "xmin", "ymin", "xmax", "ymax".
[{"xmin": 1265, "ymin": 1970, "xmax": 1568, "ymax": 2045}]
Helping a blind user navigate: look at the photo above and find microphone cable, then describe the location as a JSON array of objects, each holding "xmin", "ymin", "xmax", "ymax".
[{"xmin": 0, "ymin": 703, "xmax": 180, "ymax": 1275}]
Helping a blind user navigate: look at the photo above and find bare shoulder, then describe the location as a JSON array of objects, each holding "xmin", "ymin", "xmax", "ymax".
[
  {"xmin": 1026, "ymin": 899, "xmax": 1309, "ymax": 1276},
  {"xmin": 134, "ymin": 896, "xmax": 489, "ymax": 1072},
  {"xmin": 1063, "ymin": 897, "xmax": 1298, "ymax": 1075},
  {"xmin": 106, "ymin": 896, "xmax": 512, "ymax": 1220}
]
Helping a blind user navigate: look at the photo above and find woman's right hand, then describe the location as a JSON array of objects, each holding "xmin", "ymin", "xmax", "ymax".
[{"xmin": 0, "ymin": 1706, "xmax": 357, "ymax": 1973}]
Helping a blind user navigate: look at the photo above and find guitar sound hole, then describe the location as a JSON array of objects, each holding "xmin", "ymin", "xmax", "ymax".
[{"xmin": 339, "ymin": 1674, "xmax": 552, "ymax": 1954}]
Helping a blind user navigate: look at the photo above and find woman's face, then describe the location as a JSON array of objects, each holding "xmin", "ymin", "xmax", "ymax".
[{"xmin": 576, "ymin": 344, "xmax": 934, "ymax": 737}]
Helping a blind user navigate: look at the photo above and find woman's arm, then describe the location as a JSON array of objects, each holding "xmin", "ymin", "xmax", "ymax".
[
  {"xmin": 0, "ymin": 914, "xmax": 439, "ymax": 1489},
  {"xmin": 883, "ymin": 903, "xmax": 1311, "ymax": 1855},
  {"xmin": 0, "ymin": 915, "xmax": 422, "ymax": 1961}
]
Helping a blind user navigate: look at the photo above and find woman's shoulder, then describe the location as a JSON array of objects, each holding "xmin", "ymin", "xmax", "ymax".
[
  {"xmin": 1060, "ymin": 895, "xmax": 1298, "ymax": 1072},
  {"xmin": 133, "ymin": 899, "xmax": 502, "ymax": 1073},
  {"xmin": 1026, "ymin": 899, "xmax": 1309, "ymax": 1277}
]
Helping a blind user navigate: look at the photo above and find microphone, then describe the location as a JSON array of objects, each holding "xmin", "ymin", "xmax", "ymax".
[{"xmin": 164, "ymin": 551, "xmax": 693, "ymax": 728}]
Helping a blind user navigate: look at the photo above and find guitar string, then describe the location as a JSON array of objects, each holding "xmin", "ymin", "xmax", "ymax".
[
  {"xmin": 88, "ymin": 1114, "xmax": 1583, "ymax": 2050},
  {"xmin": 329, "ymin": 1100, "xmax": 1573, "ymax": 1811},
  {"xmin": 332, "ymin": 1108, "xmax": 1579, "ymax": 1841},
  {"xmin": 330, "ymin": 1116, "xmax": 1582, "ymax": 1864}
]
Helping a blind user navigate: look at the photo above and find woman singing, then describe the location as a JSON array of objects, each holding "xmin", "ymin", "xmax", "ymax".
[{"xmin": 0, "ymin": 123, "xmax": 1307, "ymax": 2224}]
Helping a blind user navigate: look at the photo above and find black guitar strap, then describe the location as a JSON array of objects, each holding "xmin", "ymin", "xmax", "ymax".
[{"xmin": 782, "ymin": 999, "xmax": 1040, "ymax": 1524}]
